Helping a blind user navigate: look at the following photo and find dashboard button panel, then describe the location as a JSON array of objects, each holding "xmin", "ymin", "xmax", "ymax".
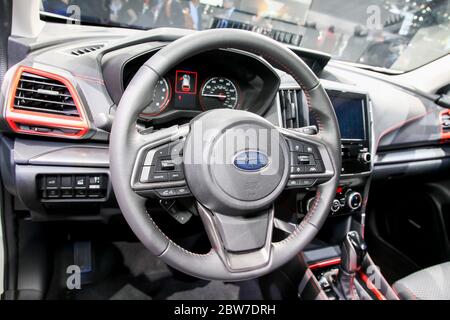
[{"xmin": 40, "ymin": 174, "xmax": 108, "ymax": 200}]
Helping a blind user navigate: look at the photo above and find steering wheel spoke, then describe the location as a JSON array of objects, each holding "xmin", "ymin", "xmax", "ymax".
[
  {"xmin": 197, "ymin": 202, "xmax": 274, "ymax": 272},
  {"xmin": 130, "ymin": 124, "xmax": 192, "ymax": 198},
  {"xmin": 274, "ymin": 217, "xmax": 297, "ymax": 234},
  {"xmin": 279, "ymin": 127, "xmax": 336, "ymax": 190}
]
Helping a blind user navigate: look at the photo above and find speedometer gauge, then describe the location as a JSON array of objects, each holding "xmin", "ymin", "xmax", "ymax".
[
  {"xmin": 141, "ymin": 77, "xmax": 171, "ymax": 115},
  {"xmin": 200, "ymin": 77, "xmax": 238, "ymax": 110}
]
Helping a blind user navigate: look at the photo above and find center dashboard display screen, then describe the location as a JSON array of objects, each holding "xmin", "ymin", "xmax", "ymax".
[{"xmin": 329, "ymin": 94, "xmax": 366, "ymax": 141}]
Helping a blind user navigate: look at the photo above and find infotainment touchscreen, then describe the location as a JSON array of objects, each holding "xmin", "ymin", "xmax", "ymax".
[
  {"xmin": 308, "ymin": 91, "xmax": 367, "ymax": 141},
  {"xmin": 329, "ymin": 94, "xmax": 366, "ymax": 141}
]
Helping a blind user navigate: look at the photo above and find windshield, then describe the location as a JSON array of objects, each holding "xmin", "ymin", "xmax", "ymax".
[{"xmin": 40, "ymin": 0, "xmax": 450, "ymax": 71}]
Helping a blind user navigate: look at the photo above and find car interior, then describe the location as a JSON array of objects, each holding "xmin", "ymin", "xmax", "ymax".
[{"xmin": 1, "ymin": 0, "xmax": 450, "ymax": 301}]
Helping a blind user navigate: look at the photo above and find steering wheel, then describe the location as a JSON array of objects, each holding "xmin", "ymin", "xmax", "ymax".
[{"xmin": 110, "ymin": 29, "xmax": 341, "ymax": 281}]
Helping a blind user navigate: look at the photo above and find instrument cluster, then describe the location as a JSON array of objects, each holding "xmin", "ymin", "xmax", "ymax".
[
  {"xmin": 141, "ymin": 71, "xmax": 240, "ymax": 116},
  {"xmin": 122, "ymin": 50, "xmax": 280, "ymax": 122}
]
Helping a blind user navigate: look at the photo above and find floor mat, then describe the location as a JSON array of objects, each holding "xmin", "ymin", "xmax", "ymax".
[{"xmin": 72, "ymin": 242, "xmax": 263, "ymax": 300}]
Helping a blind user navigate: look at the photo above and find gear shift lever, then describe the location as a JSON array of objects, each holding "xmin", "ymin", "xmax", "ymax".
[
  {"xmin": 341, "ymin": 231, "xmax": 367, "ymax": 274},
  {"xmin": 334, "ymin": 231, "xmax": 367, "ymax": 300}
]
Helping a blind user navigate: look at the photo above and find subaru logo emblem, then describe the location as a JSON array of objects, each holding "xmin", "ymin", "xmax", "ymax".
[{"xmin": 233, "ymin": 151, "xmax": 269, "ymax": 171}]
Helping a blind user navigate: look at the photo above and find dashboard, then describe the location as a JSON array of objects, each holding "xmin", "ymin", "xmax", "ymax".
[{"xmin": 0, "ymin": 26, "xmax": 449, "ymax": 221}]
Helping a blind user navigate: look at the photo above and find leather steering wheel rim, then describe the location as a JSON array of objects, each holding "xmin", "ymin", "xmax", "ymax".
[{"xmin": 110, "ymin": 29, "xmax": 341, "ymax": 281}]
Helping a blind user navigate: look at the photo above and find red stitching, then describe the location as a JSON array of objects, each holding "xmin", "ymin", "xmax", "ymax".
[
  {"xmin": 145, "ymin": 210, "xmax": 215, "ymax": 257},
  {"xmin": 350, "ymin": 275, "xmax": 357, "ymax": 300},
  {"xmin": 375, "ymin": 109, "xmax": 434, "ymax": 150},
  {"xmin": 73, "ymin": 74, "xmax": 106, "ymax": 85}
]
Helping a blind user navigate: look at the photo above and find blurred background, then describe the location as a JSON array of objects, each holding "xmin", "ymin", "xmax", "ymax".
[{"xmin": 40, "ymin": 0, "xmax": 450, "ymax": 71}]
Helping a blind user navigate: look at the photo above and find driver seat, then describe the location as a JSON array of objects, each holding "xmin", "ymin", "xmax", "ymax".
[{"xmin": 392, "ymin": 262, "xmax": 450, "ymax": 300}]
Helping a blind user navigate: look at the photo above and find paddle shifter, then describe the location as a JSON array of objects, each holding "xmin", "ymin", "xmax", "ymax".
[{"xmin": 335, "ymin": 231, "xmax": 367, "ymax": 300}]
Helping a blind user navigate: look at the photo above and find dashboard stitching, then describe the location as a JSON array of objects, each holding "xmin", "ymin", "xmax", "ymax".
[
  {"xmin": 375, "ymin": 109, "xmax": 435, "ymax": 150},
  {"xmin": 73, "ymin": 74, "xmax": 105, "ymax": 85}
]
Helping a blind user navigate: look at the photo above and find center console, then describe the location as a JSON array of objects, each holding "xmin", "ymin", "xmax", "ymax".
[
  {"xmin": 275, "ymin": 84, "xmax": 372, "ymax": 223},
  {"xmin": 301, "ymin": 88, "xmax": 398, "ymax": 300},
  {"xmin": 300, "ymin": 231, "xmax": 399, "ymax": 300},
  {"xmin": 300, "ymin": 86, "xmax": 373, "ymax": 218},
  {"xmin": 327, "ymin": 89, "xmax": 372, "ymax": 217},
  {"xmin": 273, "ymin": 84, "xmax": 390, "ymax": 300}
]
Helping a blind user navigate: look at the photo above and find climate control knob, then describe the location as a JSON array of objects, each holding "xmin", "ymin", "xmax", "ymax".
[
  {"xmin": 359, "ymin": 152, "xmax": 372, "ymax": 164},
  {"xmin": 347, "ymin": 191, "xmax": 362, "ymax": 210},
  {"xmin": 331, "ymin": 199, "xmax": 341, "ymax": 213}
]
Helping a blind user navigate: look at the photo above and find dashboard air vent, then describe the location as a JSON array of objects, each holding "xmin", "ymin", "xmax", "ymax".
[
  {"xmin": 6, "ymin": 66, "xmax": 89, "ymax": 139},
  {"xmin": 70, "ymin": 44, "xmax": 104, "ymax": 56},
  {"xmin": 14, "ymin": 72, "xmax": 80, "ymax": 117},
  {"xmin": 279, "ymin": 89, "xmax": 303, "ymax": 129},
  {"xmin": 441, "ymin": 111, "xmax": 450, "ymax": 133},
  {"xmin": 440, "ymin": 110, "xmax": 450, "ymax": 141}
]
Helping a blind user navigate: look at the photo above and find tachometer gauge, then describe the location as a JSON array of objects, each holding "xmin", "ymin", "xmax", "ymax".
[
  {"xmin": 200, "ymin": 77, "xmax": 238, "ymax": 110},
  {"xmin": 141, "ymin": 77, "xmax": 171, "ymax": 115}
]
